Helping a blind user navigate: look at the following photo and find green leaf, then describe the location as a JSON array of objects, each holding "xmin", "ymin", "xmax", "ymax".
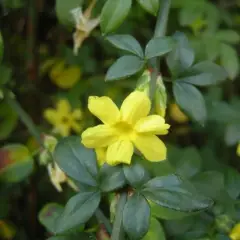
[
  {"xmin": 123, "ymin": 156, "xmax": 150, "ymax": 188},
  {"xmin": 169, "ymin": 147, "xmax": 202, "ymax": 179},
  {"xmin": 145, "ymin": 37, "xmax": 174, "ymax": 59},
  {"xmin": 167, "ymin": 31, "xmax": 195, "ymax": 76},
  {"xmin": 0, "ymin": 32, "xmax": 3, "ymax": 63},
  {"xmin": 47, "ymin": 233, "xmax": 95, "ymax": 240},
  {"xmin": 106, "ymin": 34, "xmax": 144, "ymax": 58},
  {"xmin": 0, "ymin": 144, "xmax": 33, "ymax": 182},
  {"xmin": 106, "ymin": 55, "xmax": 145, "ymax": 81},
  {"xmin": 220, "ymin": 43, "xmax": 239, "ymax": 80},
  {"xmin": 216, "ymin": 30, "xmax": 240, "ymax": 44},
  {"xmin": 150, "ymin": 202, "xmax": 193, "ymax": 220},
  {"xmin": 142, "ymin": 218, "xmax": 166, "ymax": 240},
  {"xmin": 100, "ymin": 0, "xmax": 132, "ymax": 34},
  {"xmin": 224, "ymin": 167, "xmax": 240, "ymax": 199},
  {"xmin": 54, "ymin": 136, "xmax": 98, "ymax": 187},
  {"xmin": 55, "ymin": 191, "xmax": 101, "ymax": 234},
  {"xmin": 99, "ymin": 164, "xmax": 126, "ymax": 192},
  {"xmin": 56, "ymin": 0, "xmax": 83, "ymax": 27},
  {"xmin": 123, "ymin": 194, "xmax": 150, "ymax": 239},
  {"xmin": 181, "ymin": 61, "xmax": 227, "ymax": 86},
  {"xmin": 0, "ymin": 66, "xmax": 12, "ymax": 86},
  {"xmin": 0, "ymin": 101, "xmax": 18, "ymax": 140},
  {"xmin": 225, "ymin": 124, "xmax": 240, "ymax": 145},
  {"xmin": 136, "ymin": 0, "xmax": 159, "ymax": 16},
  {"xmin": 173, "ymin": 82, "xmax": 207, "ymax": 124},
  {"xmin": 39, "ymin": 203, "xmax": 64, "ymax": 233},
  {"xmin": 142, "ymin": 175, "xmax": 213, "ymax": 212},
  {"xmin": 192, "ymin": 171, "xmax": 224, "ymax": 200}
]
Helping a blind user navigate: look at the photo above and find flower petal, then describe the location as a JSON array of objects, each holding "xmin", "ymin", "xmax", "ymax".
[
  {"xmin": 72, "ymin": 109, "xmax": 82, "ymax": 119},
  {"xmin": 135, "ymin": 115, "xmax": 170, "ymax": 135},
  {"xmin": 95, "ymin": 148, "xmax": 106, "ymax": 166},
  {"xmin": 55, "ymin": 124, "xmax": 70, "ymax": 137},
  {"xmin": 44, "ymin": 109, "xmax": 58, "ymax": 124},
  {"xmin": 88, "ymin": 96, "xmax": 120, "ymax": 125},
  {"xmin": 81, "ymin": 125, "xmax": 118, "ymax": 148},
  {"xmin": 120, "ymin": 91, "xmax": 151, "ymax": 125},
  {"xmin": 133, "ymin": 134, "xmax": 167, "ymax": 162},
  {"xmin": 106, "ymin": 140, "xmax": 133, "ymax": 166},
  {"xmin": 57, "ymin": 99, "xmax": 71, "ymax": 114},
  {"xmin": 71, "ymin": 121, "xmax": 82, "ymax": 133}
]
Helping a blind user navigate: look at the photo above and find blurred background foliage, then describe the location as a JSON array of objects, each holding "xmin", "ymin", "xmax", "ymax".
[{"xmin": 0, "ymin": 0, "xmax": 240, "ymax": 239}]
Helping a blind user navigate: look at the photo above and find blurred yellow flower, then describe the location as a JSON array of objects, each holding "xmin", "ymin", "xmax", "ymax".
[
  {"xmin": 0, "ymin": 220, "xmax": 16, "ymax": 239},
  {"xmin": 230, "ymin": 223, "xmax": 240, "ymax": 240},
  {"xmin": 169, "ymin": 103, "xmax": 189, "ymax": 123},
  {"xmin": 49, "ymin": 60, "xmax": 81, "ymax": 89},
  {"xmin": 72, "ymin": 0, "xmax": 100, "ymax": 55},
  {"xmin": 82, "ymin": 91, "xmax": 170, "ymax": 166},
  {"xmin": 95, "ymin": 148, "xmax": 107, "ymax": 166},
  {"xmin": 237, "ymin": 143, "xmax": 240, "ymax": 157},
  {"xmin": 44, "ymin": 99, "xmax": 82, "ymax": 137}
]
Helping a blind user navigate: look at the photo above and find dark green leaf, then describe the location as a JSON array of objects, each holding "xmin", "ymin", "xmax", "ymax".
[
  {"xmin": 47, "ymin": 233, "xmax": 95, "ymax": 240},
  {"xmin": 224, "ymin": 167, "xmax": 240, "ymax": 199},
  {"xmin": 169, "ymin": 147, "xmax": 202, "ymax": 179},
  {"xmin": 181, "ymin": 61, "xmax": 227, "ymax": 86},
  {"xmin": 0, "ymin": 102, "xmax": 18, "ymax": 140},
  {"xmin": 216, "ymin": 30, "xmax": 240, "ymax": 44},
  {"xmin": 123, "ymin": 157, "xmax": 150, "ymax": 188},
  {"xmin": 173, "ymin": 82, "xmax": 207, "ymax": 124},
  {"xmin": 54, "ymin": 136, "xmax": 98, "ymax": 187},
  {"xmin": 39, "ymin": 203, "xmax": 63, "ymax": 233},
  {"xmin": 99, "ymin": 164, "xmax": 126, "ymax": 192},
  {"xmin": 150, "ymin": 202, "xmax": 193, "ymax": 220},
  {"xmin": 220, "ymin": 43, "xmax": 239, "ymax": 80},
  {"xmin": 106, "ymin": 34, "xmax": 144, "ymax": 58},
  {"xmin": 0, "ymin": 66, "xmax": 12, "ymax": 86},
  {"xmin": 192, "ymin": 171, "xmax": 224, "ymax": 199},
  {"xmin": 142, "ymin": 175, "xmax": 213, "ymax": 212},
  {"xmin": 123, "ymin": 194, "xmax": 150, "ymax": 239},
  {"xmin": 167, "ymin": 31, "xmax": 194, "ymax": 76},
  {"xmin": 136, "ymin": 0, "xmax": 159, "ymax": 16},
  {"xmin": 100, "ymin": 0, "xmax": 132, "ymax": 34},
  {"xmin": 142, "ymin": 218, "xmax": 166, "ymax": 240},
  {"xmin": 56, "ymin": 0, "xmax": 83, "ymax": 27},
  {"xmin": 225, "ymin": 124, "xmax": 240, "ymax": 145},
  {"xmin": 106, "ymin": 55, "xmax": 145, "ymax": 81},
  {"xmin": 145, "ymin": 37, "xmax": 174, "ymax": 59},
  {"xmin": 55, "ymin": 191, "xmax": 101, "ymax": 234},
  {"xmin": 0, "ymin": 32, "xmax": 3, "ymax": 63}
]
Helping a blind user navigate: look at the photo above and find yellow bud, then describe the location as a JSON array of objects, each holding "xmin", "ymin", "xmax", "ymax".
[
  {"xmin": 169, "ymin": 103, "xmax": 188, "ymax": 123},
  {"xmin": 0, "ymin": 220, "xmax": 16, "ymax": 239},
  {"xmin": 237, "ymin": 143, "xmax": 240, "ymax": 157},
  {"xmin": 230, "ymin": 223, "xmax": 240, "ymax": 240}
]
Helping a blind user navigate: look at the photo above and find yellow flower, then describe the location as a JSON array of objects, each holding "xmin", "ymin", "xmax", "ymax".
[
  {"xmin": 81, "ymin": 91, "xmax": 170, "ymax": 166},
  {"xmin": 72, "ymin": 0, "xmax": 100, "ymax": 55},
  {"xmin": 95, "ymin": 148, "xmax": 107, "ymax": 166},
  {"xmin": 237, "ymin": 143, "xmax": 240, "ymax": 157},
  {"xmin": 230, "ymin": 223, "xmax": 240, "ymax": 240},
  {"xmin": 44, "ymin": 99, "xmax": 82, "ymax": 137},
  {"xmin": 169, "ymin": 103, "xmax": 188, "ymax": 123}
]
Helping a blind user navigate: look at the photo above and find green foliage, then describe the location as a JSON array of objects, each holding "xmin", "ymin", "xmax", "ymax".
[
  {"xmin": 142, "ymin": 218, "xmax": 166, "ymax": 240},
  {"xmin": 106, "ymin": 55, "xmax": 145, "ymax": 81},
  {"xmin": 123, "ymin": 193, "xmax": 150, "ymax": 239},
  {"xmin": 0, "ymin": 32, "xmax": 3, "ymax": 64},
  {"xmin": 101, "ymin": 0, "xmax": 132, "ymax": 34},
  {"xmin": 136, "ymin": 0, "xmax": 159, "ymax": 16},
  {"xmin": 55, "ymin": 191, "xmax": 101, "ymax": 234}
]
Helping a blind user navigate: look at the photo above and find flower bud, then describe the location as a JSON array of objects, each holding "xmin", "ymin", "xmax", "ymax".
[{"xmin": 136, "ymin": 70, "xmax": 167, "ymax": 117}]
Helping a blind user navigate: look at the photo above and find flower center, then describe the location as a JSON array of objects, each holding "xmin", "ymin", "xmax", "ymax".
[{"xmin": 113, "ymin": 121, "xmax": 135, "ymax": 140}]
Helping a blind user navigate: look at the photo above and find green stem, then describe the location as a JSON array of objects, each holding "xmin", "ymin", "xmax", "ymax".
[
  {"xmin": 149, "ymin": 0, "xmax": 171, "ymax": 101},
  {"xmin": 95, "ymin": 208, "xmax": 112, "ymax": 235},
  {"xmin": 6, "ymin": 92, "xmax": 42, "ymax": 144},
  {"xmin": 111, "ymin": 193, "xmax": 127, "ymax": 240}
]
